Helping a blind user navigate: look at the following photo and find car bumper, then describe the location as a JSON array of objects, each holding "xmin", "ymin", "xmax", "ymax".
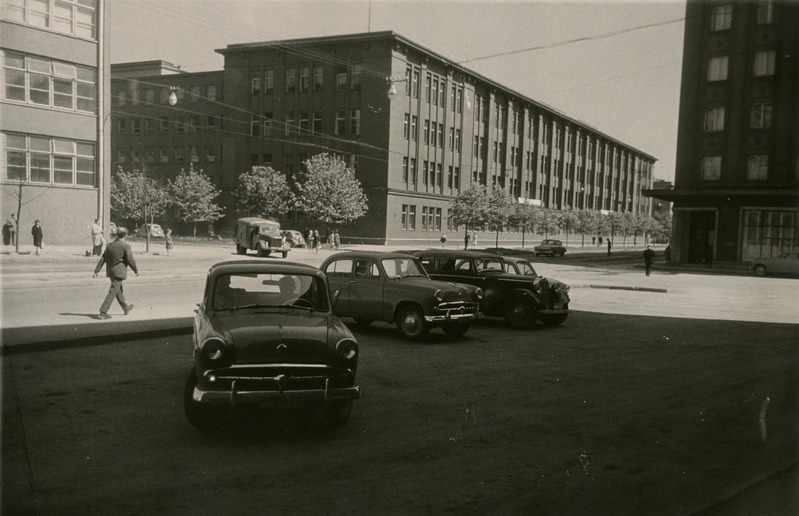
[
  {"xmin": 193, "ymin": 379, "xmax": 360, "ymax": 407},
  {"xmin": 425, "ymin": 302, "xmax": 480, "ymax": 323}
]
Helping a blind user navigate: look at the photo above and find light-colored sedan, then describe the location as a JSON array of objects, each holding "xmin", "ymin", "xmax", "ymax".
[{"xmin": 750, "ymin": 251, "xmax": 799, "ymax": 276}]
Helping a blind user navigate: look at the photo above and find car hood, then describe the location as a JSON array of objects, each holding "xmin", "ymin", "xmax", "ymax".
[
  {"xmin": 396, "ymin": 276, "xmax": 478, "ymax": 299},
  {"xmin": 213, "ymin": 311, "xmax": 331, "ymax": 365}
]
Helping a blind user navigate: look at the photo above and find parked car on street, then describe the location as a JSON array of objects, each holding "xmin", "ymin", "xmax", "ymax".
[
  {"xmin": 282, "ymin": 229, "xmax": 306, "ymax": 248},
  {"xmin": 534, "ymin": 239, "xmax": 566, "ymax": 257},
  {"xmin": 750, "ymin": 251, "xmax": 799, "ymax": 276},
  {"xmin": 234, "ymin": 217, "xmax": 290, "ymax": 258},
  {"xmin": 184, "ymin": 260, "xmax": 360, "ymax": 431},
  {"xmin": 320, "ymin": 251, "xmax": 483, "ymax": 340},
  {"xmin": 134, "ymin": 223, "xmax": 164, "ymax": 238},
  {"xmin": 414, "ymin": 249, "xmax": 570, "ymax": 329},
  {"xmin": 502, "ymin": 255, "xmax": 539, "ymax": 277}
]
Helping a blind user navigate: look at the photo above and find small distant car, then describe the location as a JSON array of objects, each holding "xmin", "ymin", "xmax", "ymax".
[
  {"xmin": 184, "ymin": 260, "xmax": 360, "ymax": 431},
  {"xmin": 750, "ymin": 251, "xmax": 799, "ymax": 276},
  {"xmin": 534, "ymin": 239, "xmax": 566, "ymax": 257},
  {"xmin": 134, "ymin": 223, "xmax": 164, "ymax": 238},
  {"xmin": 320, "ymin": 251, "xmax": 483, "ymax": 340},
  {"xmin": 282, "ymin": 229, "xmax": 306, "ymax": 248},
  {"xmin": 414, "ymin": 249, "xmax": 570, "ymax": 329},
  {"xmin": 234, "ymin": 217, "xmax": 290, "ymax": 258}
]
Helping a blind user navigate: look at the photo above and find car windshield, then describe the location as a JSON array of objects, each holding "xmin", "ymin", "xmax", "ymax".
[
  {"xmin": 506, "ymin": 260, "xmax": 538, "ymax": 276},
  {"xmin": 475, "ymin": 258, "xmax": 505, "ymax": 272},
  {"xmin": 254, "ymin": 223, "xmax": 282, "ymax": 237},
  {"xmin": 382, "ymin": 257, "xmax": 427, "ymax": 279},
  {"xmin": 213, "ymin": 272, "xmax": 329, "ymax": 311}
]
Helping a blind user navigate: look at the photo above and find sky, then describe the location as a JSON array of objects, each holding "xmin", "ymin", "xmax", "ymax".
[{"xmin": 109, "ymin": 0, "xmax": 686, "ymax": 181}]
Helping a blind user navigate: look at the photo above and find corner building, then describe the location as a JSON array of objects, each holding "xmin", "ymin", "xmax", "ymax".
[
  {"xmin": 1, "ymin": 0, "xmax": 110, "ymax": 246},
  {"xmin": 646, "ymin": 0, "xmax": 798, "ymax": 265},
  {"xmin": 113, "ymin": 31, "xmax": 656, "ymax": 245}
]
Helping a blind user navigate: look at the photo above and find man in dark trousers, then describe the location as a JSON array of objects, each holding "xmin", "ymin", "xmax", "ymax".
[
  {"xmin": 607, "ymin": 239, "xmax": 612, "ymax": 256},
  {"xmin": 643, "ymin": 245, "xmax": 656, "ymax": 276},
  {"xmin": 93, "ymin": 227, "xmax": 138, "ymax": 319}
]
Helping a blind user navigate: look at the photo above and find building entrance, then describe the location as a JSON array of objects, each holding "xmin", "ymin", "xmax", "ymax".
[{"xmin": 687, "ymin": 211, "xmax": 716, "ymax": 264}]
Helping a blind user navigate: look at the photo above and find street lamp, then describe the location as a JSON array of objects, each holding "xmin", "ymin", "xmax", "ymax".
[
  {"xmin": 386, "ymin": 76, "xmax": 407, "ymax": 100},
  {"xmin": 168, "ymin": 86, "xmax": 179, "ymax": 106}
]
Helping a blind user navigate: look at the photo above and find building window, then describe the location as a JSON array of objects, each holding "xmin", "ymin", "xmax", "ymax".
[
  {"xmin": 189, "ymin": 146, "xmax": 199, "ymax": 163},
  {"xmin": 145, "ymin": 118, "xmax": 155, "ymax": 133},
  {"xmin": 189, "ymin": 85, "xmax": 200, "ymax": 102},
  {"xmin": 704, "ymin": 106, "xmax": 725, "ymax": 132},
  {"xmin": 285, "ymin": 112, "xmax": 295, "ymax": 137},
  {"xmin": 710, "ymin": 4, "xmax": 732, "ymax": 31},
  {"xmin": 412, "ymin": 70, "xmax": 420, "ymax": 98},
  {"xmin": 335, "ymin": 111, "xmax": 346, "ymax": 136},
  {"xmin": 251, "ymin": 115, "xmax": 260, "ymax": 136},
  {"xmin": 286, "ymin": 67, "xmax": 296, "ymax": 93},
  {"xmin": 753, "ymin": 51, "xmax": 775, "ymax": 77},
  {"xmin": 174, "ymin": 147, "xmax": 184, "ymax": 162},
  {"xmin": 189, "ymin": 115, "xmax": 199, "ymax": 132},
  {"xmin": 206, "ymin": 84, "xmax": 217, "ymax": 101},
  {"xmin": 264, "ymin": 69, "xmax": 274, "ymax": 94},
  {"xmin": 158, "ymin": 147, "xmax": 169, "ymax": 163},
  {"xmin": 701, "ymin": 156, "xmax": 721, "ymax": 180},
  {"xmin": 404, "ymin": 114, "xmax": 409, "ymax": 139},
  {"xmin": 313, "ymin": 65, "xmax": 323, "ymax": 91},
  {"xmin": 423, "ymin": 161, "xmax": 429, "ymax": 186},
  {"xmin": 131, "ymin": 118, "xmax": 140, "ymax": 134},
  {"xmin": 401, "ymin": 204, "xmax": 416, "ymax": 230},
  {"xmin": 437, "ymin": 124, "xmax": 444, "ymax": 149},
  {"xmin": 313, "ymin": 112, "xmax": 322, "ymax": 134},
  {"xmin": 299, "ymin": 66, "xmax": 310, "ymax": 93},
  {"xmin": 3, "ymin": 51, "xmax": 96, "ymax": 113},
  {"xmin": 411, "ymin": 116, "xmax": 418, "ymax": 141},
  {"xmin": 263, "ymin": 113, "xmax": 273, "ymax": 136},
  {"xmin": 455, "ymin": 129, "xmax": 461, "ymax": 152},
  {"xmin": 350, "ymin": 109, "xmax": 360, "ymax": 135},
  {"xmin": 707, "ymin": 56, "xmax": 729, "ymax": 81},
  {"xmin": 448, "ymin": 127, "xmax": 454, "ymax": 150},
  {"xmin": 747, "ymin": 155, "xmax": 768, "ymax": 180},
  {"xmin": 336, "ymin": 68, "xmax": 347, "ymax": 90},
  {"xmin": 251, "ymin": 71, "xmax": 261, "ymax": 95},
  {"xmin": 757, "ymin": 0, "xmax": 773, "ymax": 24},
  {"xmin": 403, "ymin": 157, "xmax": 409, "ymax": 184},
  {"xmin": 410, "ymin": 158, "xmax": 416, "ymax": 185},
  {"xmin": 205, "ymin": 146, "xmax": 216, "ymax": 163},
  {"xmin": 432, "ymin": 77, "xmax": 439, "ymax": 105},
  {"xmin": 424, "ymin": 120, "xmax": 430, "ymax": 145},
  {"xmin": 351, "ymin": 64, "xmax": 361, "ymax": 91},
  {"xmin": 750, "ymin": 103, "xmax": 772, "ymax": 129},
  {"xmin": 425, "ymin": 74, "xmax": 431, "ymax": 102},
  {"xmin": 299, "ymin": 112, "xmax": 309, "ymax": 134},
  {"xmin": 117, "ymin": 118, "xmax": 127, "ymax": 133},
  {"xmin": 3, "ymin": 132, "xmax": 95, "ymax": 186},
  {"xmin": 3, "ymin": 0, "xmax": 98, "ymax": 39},
  {"xmin": 206, "ymin": 115, "xmax": 216, "ymax": 131}
]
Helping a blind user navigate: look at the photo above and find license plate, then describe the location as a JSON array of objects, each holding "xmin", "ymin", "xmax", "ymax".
[{"xmin": 260, "ymin": 394, "xmax": 304, "ymax": 408}]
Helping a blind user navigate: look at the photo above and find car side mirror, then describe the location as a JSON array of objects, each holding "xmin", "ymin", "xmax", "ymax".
[{"xmin": 331, "ymin": 289, "xmax": 341, "ymax": 307}]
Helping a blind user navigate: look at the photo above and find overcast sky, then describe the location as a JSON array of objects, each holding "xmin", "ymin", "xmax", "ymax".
[{"xmin": 110, "ymin": 0, "xmax": 686, "ymax": 181}]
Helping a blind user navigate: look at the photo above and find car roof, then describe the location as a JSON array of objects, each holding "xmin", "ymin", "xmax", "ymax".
[
  {"xmin": 413, "ymin": 249, "xmax": 502, "ymax": 259},
  {"xmin": 502, "ymin": 255, "xmax": 532, "ymax": 264},
  {"xmin": 321, "ymin": 250, "xmax": 418, "ymax": 261},
  {"xmin": 208, "ymin": 260, "xmax": 322, "ymax": 277}
]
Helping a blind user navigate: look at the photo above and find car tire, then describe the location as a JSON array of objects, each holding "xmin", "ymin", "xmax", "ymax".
[
  {"xmin": 396, "ymin": 306, "xmax": 428, "ymax": 341},
  {"xmin": 503, "ymin": 298, "xmax": 537, "ymax": 329},
  {"xmin": 539, "ymin": 312, "xmax": 568, "ymax": 326},
  {"xmin": 324, "ymin": 399, "xmax": 353, "ymax": 428},
  {"xmin": 482, "ymin": 281, "xmax": 503, "ymax": 307},
  {"xmin": 183, "ymin": 369, "xmax": 227, "ymax": 431},
  {"xmin": 559, "ymin": 251, "xmax": 565, "ymax": 257},
  {"xmin": 442, "ymin": 322, "xmax": 470, "ymax": 337},
  {"xmin": 353, "ymin": 318, "xmax": 373, "ymax": 326},
  {"xmin": 236, "ymin": 245, "xmax": 246, "ymax": 255},
  {"xmin": 281, "ymin": 251, "xmax": 288, "ymax": 258},
  {"xmin": 256, "ymin": 246, "xmax": 267, "ymax": 257},
  {"xmin": 754, "ymin": 264, "xmax": 767, "ymax": 276}
]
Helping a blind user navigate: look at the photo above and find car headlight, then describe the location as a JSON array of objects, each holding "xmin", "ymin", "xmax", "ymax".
[
  {"xmin": 201, "ymin": 338, "xmax": 226, "ymax": 361},
  {"xmin": 434, "ymin": 289, "xmax": 444, "ymax": 302},
  {"xmin": 473, "ymin": 288, "xmax": 484, "ymax": 300},
  {"xmin": 556, "ymin": 283, "xmax": 570, "ymax": 293},
  {"xmin": 336, "ymin": 339, "xmax": 358, "ymax": 361}
]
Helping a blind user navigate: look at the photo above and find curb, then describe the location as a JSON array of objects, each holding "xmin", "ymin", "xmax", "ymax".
[{"xmin": 589, "ymin": 284, "xmax": 668, "ymax": 294}]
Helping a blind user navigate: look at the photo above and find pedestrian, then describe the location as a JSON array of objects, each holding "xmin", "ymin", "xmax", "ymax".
[
  {"xmin": 607, "ymin": 239, "xmax": 612, "ymax": 256},
  {"xmin": 664, "ymin": 244, "xmax": 671, "ymax": 263},
  {"xmin": 165, "ymin": 228, "xmax": 174, "ymax": 256},
  {"xmin": 472, "ymin": 232, "xmax": 478, "ymax": 248},
  {"xmin": 31, "ymin": 219, "xmax": 43, "ymax": 255},
  {"xmin": 464, "ymin": 232, "xmax": 471, "ymax": 250},
  {"xmin": 91, "ymin": 219, "xmax": 104, "ymax": 256},
  {"xmin": 333, "ymin": 230, "xmax": 340, "ymax": 250},
  {"xmin": 598, "ymin": 236, "xmax": 603, "ymax": 246},
  {"xmin": 92, "ymin": 226, "xmax": 138, "ymax": 319},
  {"xmin": 643, "ymin": 244, "xmax": 655, "ymax": 276},
  {"xmin": 307, "ymin": 229, "xmax": 314, "ymax": 252},
  {"xmin": 592, "ymin": 236, "xmax": 596, "ymax": 246},
  {"xmin": 3, "ymin": 213, "xmax": 16, "ymax": 246},
  {"xmin": 313, "ymin": 229, "xmax": 320, "ymax": 254}
]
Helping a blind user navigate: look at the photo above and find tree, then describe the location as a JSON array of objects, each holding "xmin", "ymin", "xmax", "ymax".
[
  {"xmin": 508, "ymin": 202, "xmax": 538, "ymax": 248},
  {"xmin": 4, "ymin": 174, "xmax": 49, "ymax": 254},
  {"xmin": 168, "ymin": 164, "xmax": 225, "ymax": 237},
  {"xmin": 235, "ymin": 166, "xmax": 293, "ymax": 218},
  {"xmin": 450, "ymin": 184, "xmax": 490, "ymax": 248},
  {"xmin": 486, "ymin": 186, "xmax": 514, "ymax": 248},
  {"xmin": 574, "ymin": 209, "xmax": 600, "ymax": 247},
  {"xmin": 294, "ymin": 154, "xmax": 368, "ymax": 231},
  {"xmin": 558, "ymin": 208, "xmax": 579, "ymax": 245},
  {"xmin": 536, "ymin": 209, "xmax": 561, "ymax": 238},
  {"xmin": 111, "ymin": 165, "xmax": 169, "ymax": 252}
]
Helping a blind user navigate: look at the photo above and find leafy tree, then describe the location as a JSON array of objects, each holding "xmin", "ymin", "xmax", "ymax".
[
  {"xmin": 450, "ymin": 184, "xmax": 490, "ymax": 248},
  {"xmin": 536, "ymin": 209, "xmax": 561, "ymax": 238},
  {"xmin": 558, "ymin": 208, "xmax": 579, "ymax": 245},
  {"xmin": 509, "ymin": 203, "xmax": 538, "ymax": 248},
  {"xmin": 294, "ymin": 154, "xmax": 368, "ymax": 231},
  {"xmin": 168, "ymin": 164, "xmax": 225, "ymax": 237},
  {"xmin": 4, "ymin": 173, "xmax": 49, "ymax": 254},
  {"xmin": 574, "ymin": 209, "xmax": 600, "ymax": 247},
  {"xmin": 111, "ymin": 164, "xmax": 169, "ymax": 252},
  {"xmin": 652, "ymin": 210, "xmax": 673, "ymax": 243},
  {"xmin": 235, "ymin": 166, "xmax": 293, "ymax": 218},
  {"xmin": 486, "ymin": 186, "xmax": 514, "ymax": 248}
]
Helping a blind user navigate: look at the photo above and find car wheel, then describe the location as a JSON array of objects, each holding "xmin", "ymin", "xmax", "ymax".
[
  {"xmin": 353, "ymin": 318, "xmax": 373, "ymax": 326},
  {"xmin": 535, "ymin": 253, "xmax": 541, "ymax": 257},
  {"xmin": 183, "ymin": 369, "xmax": 227, "ymax": 431},
  {"xmin": 539, "ymin": 312, "xmax": 568, "ymax": 326},
  {"xmin": 503, "ymin": 298, "xmax": 537, "ymax": 329},
  {"xmin": 256, "ymin": 246, "xmax": 267, "ymax": 257},
  {"xmin": 754, "ymin": 264, "xmax": 767, "ymax": 276},
  {"xmin": 396, "ymin": 306, "xmax": 428, "ymax": 341},
  {"xmin": 324, "ymin": 399, "xmax": 353, "ymax": 428},
  {"xmin": 281, "ymin": 251, "xmax": 288, "ymax": 258},
  {"xmin": 559, "ymin": 251, "xmax": 565, "ymax": 257},
  {"xmin": 442, "ymin": 322, "xmax": 470, "ymax": 337},
  {"xmin": 236, "ymin": 245, "xmax": 246, "ymax": 255},
  {"xmin": 482, "ymin": 281, "xmax": 503, "ymax": 307}
]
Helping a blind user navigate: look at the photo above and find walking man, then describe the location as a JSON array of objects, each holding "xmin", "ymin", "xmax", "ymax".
[
  {"xmin": 93, "ymin": 226, "xmax": 138, "ymax": 319},
  {"xmin": 31, "ymin": 219, "xmax": 43, "ymax": 255},
  {"xmin": 643, "ymin": 245, "xmax": 656, "ymax": 276},
  {"xmin": 607, "ymin": 238, "xmax": 612, "ymax": 256},
  {"xmin": 91, "ymin": 219, "xmax": 104, "ymax": 256}
]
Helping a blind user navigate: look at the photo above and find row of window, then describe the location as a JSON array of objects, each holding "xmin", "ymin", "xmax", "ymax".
[
  {"xmin": 402, "ymin": 65, "xmax": 466, "ymax": 113},
  {"xmin": 117, "ymin": 115, "xmax": 221, "ymax": 134},
  {"xmin": 700, "ymin": 155, "xmax": 769, "ymax": 181},
  {"xmin": 2, "ymin": 0, "xmax": 97, "ymax": 40},
  {"xmin": 3, "ymin": 132, "xmax": 96, "ymax": 186},
  {"xmin": 401, "ymin": 157, "xmax": 462, "ymax": 190},
  {"xmin": 116, "ymin": 146, "xmax": 217, "ymax": 165},
  {"xmin": 251, "ymin": 64, "xmax": 361, "ymax": 95},
  {"xmin": 703, "ymin": 102, "xmax": 772, "ymax": 132},
  {"xmin": 116, "ymin": 84, "xmax": 218, "ymax": 107},
  {"xmin": 401, "ymin": 204, "xmax": 449, "ymax": 232},
  {"xmin": 709, "ymin": 1, "xmax": 773, "ymax": 32},
  {"xmin": 3, "ymin": 51, "xmax": 97, "ymax": 113},
  {"xmin": 707, "ymin": 51, "xmax": 776, "ymax": 81},
  {"xmin": 250, "ymin": 110, "xmax": 360, "ymax": 137}
]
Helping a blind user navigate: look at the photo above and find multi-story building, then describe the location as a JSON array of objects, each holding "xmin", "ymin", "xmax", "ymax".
[
  {"xmin": 646, "ymin": 0, "xmax": 798, "ymax": 265},
  {"xmin": 1, "ymin": 0, "xmax": 110, "ymax": 246},
  {"xmin": 112, "ymin": 31, "xmax": 657, "ymax": 245}
]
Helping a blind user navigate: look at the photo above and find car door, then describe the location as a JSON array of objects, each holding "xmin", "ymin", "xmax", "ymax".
[
  {"xmin": 322, "ymin": 258, "xmax": 354, "ymax": 317},
  {"xmin": 348, "ymin": 258, "xmax": 384, "ymax": 320}
]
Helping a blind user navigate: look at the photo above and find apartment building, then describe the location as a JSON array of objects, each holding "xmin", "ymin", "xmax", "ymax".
[
  {"xmin": 1, "ymin": 0, "xmax": 110, "ymax": 246},
  {"xmin": 112, "ymin": 31, "xmax": 657, "ymax": 244},
  {"xmin": 646, "ymin": 0, "xmax": 798, "ymax": 265}
]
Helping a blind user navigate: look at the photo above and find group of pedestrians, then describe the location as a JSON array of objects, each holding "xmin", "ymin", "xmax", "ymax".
[
  {"xmin": 3, "ymin": 213, "xmax": 44, "ymax": 255},
  {"xmin": 305, "ymin": 229, "xmax": 340, "ymax": 253}
]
